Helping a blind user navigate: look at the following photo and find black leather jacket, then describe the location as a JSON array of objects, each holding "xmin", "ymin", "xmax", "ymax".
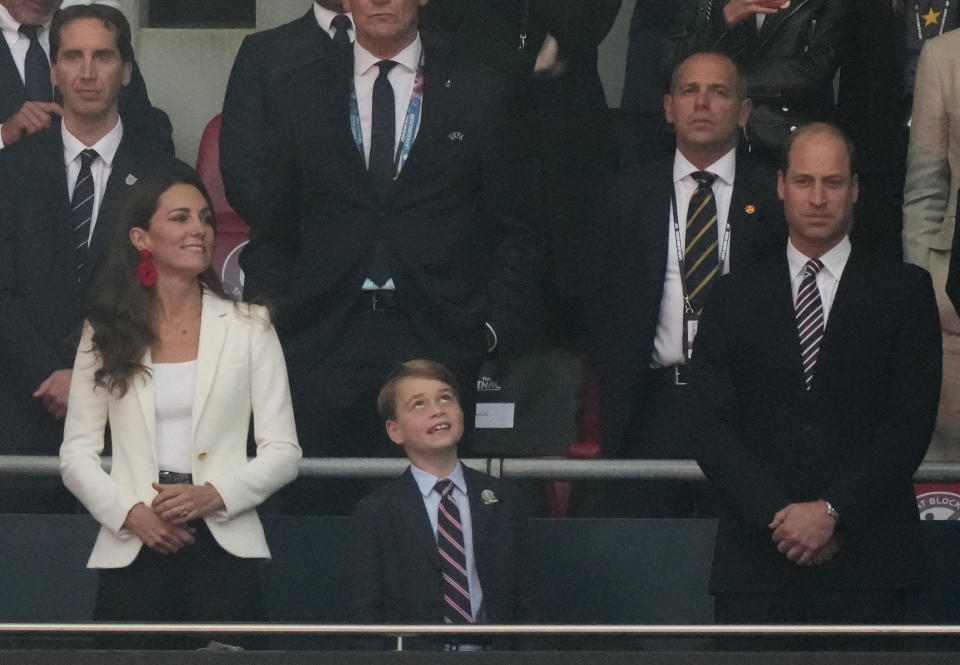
[{"xmin": 691, "ymin": 0, "xmax": 847, "ymax": 158}]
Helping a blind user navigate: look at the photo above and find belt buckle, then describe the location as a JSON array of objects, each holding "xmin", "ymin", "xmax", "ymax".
[{"xmin": 672, "ymin": 365, "xmax": 689, "ymax": 387}]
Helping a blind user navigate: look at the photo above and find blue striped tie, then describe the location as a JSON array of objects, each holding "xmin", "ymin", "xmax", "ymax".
[
  {"xmin": 70, "ymin": 149, "xmax": 98, "ymax": 282},
  {"xmin": 435, "ymin": 479, "xmax": 473, "ymax": 624},
  {"xmin": 795, "ymin": 259, "xmax": 825, "ymax": 390}
]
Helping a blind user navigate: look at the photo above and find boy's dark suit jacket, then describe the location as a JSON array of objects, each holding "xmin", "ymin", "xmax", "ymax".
[
  {"xmin": 350, "ymin": 465, "xmax": 535, "ymax": 626},
  {"xmin": 0, "ymin": 121, "xmax": 176, "ymax": 453},
  {"xmin": 587, "ymin": 154, "xmax": 785, "ymax": 458},
  {"xmin": 693, "ymin": 248, "xmax": 941, "ymax": 594}
]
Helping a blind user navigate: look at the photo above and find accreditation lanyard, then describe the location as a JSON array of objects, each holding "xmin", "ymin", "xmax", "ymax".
[
  {"xmin": 349, "ymin": 53, "xmax": 425, "ymax": 180},
  {"xmin": 669, "ymin": 185, "xmax": 731, "ymax": 316}
]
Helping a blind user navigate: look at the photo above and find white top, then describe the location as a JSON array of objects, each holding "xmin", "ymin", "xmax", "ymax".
[
  {"xmin": 153, "ymin": 360, "xmax": 197, "ymax": 474},
  {"xmin": 409, "ymin": 461, "xmax": 484, "ymax": 621},
  {"xmin": 652, "ymin": 147, "xmax": 737, "ymax": 368},
  {"xmin": 61, "ymin": 116, "xmax": 124, "ymax": 242},
  {"xmin": 312, "ymin": 3, "xmax": 354, "ymax": 42},
  {"xmin": 787, "ymin": 235, "xmax": 852, "ymax": 324},
  {"xmin": 353, "ymin": 33, "xmax": 423, "ymax": 166}
]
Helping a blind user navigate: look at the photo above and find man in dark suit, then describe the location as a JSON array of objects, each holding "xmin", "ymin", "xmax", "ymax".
[
  {"xmin": 242, "ymin": 0, "xmax": 538, "ymax": 468},
  {"xmin": 220, "ymin": 0, "xmax": 353, "ymax": 226},
  {"xmin": 0, "ymin": 6, "xmax": 175, "ymax": 502},
  {"xmin": 693, "ymin": 122, "xmax": 940, "ymax": 640},
  {"xmin": 350, "ymin": 359, "xmax": 533, "ymax": 634},
  {"xmin": 589, "ymin": 51, "xmax": 783, "ymax": 516},
  {"xmin": 0, "ymin": 0, "xmax": 172, "ymax": 153}
]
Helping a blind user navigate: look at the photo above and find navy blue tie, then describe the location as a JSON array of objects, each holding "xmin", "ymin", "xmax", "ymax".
[
  {"xmin": 20, "ymin": 25, "xmax": 52, "ymax": 102},
  {"xmin": 71, "ymin": 149, "xmax": 98, "ymax": 281},
  {"xmin": 369, "ymin": 60, "xmax": 398, "ymax": 200},
  {"xmin": 331, "ymin": 14, "xmax": 352, "ymax": 47}
]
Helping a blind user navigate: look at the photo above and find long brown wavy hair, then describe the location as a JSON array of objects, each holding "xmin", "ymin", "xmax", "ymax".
[{"xmin": 86, "ymin": 163, "xmax": 227, "ymax": 396}]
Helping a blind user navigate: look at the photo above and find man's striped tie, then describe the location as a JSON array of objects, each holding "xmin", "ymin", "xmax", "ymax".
[
  {"xmin": 70, "ymin": 149, "xmax": 98, "ymax": 282},
  {"xmin": 685, "ymin": 171, "xmax": 719, "ymax": 314},
  {"xmin": 435, "ymin": 479, "xmax": 473, "ymax": 624},
  {"xmin": 795, "ymin": 259, "xmax": 825, "ymax": 390}
]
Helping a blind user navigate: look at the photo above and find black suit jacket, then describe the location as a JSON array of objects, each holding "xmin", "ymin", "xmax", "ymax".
[
  {"xmin": 589, "ymin": 154, "xmax": 785, "ymax": 457},
  {"xmin": 350, "ymin": 465, "xmax": 535, "ymax": 625},
  {"xmin": 0, "ymin": 121, "xmax": 176, "ymax": 452},
  {"xmin": 220, "ymin": 9, "xmax": 336, "ymax": 226},
  {"xmin": 693, "ymin": 248, "xmax": 941, "ymax": 593},
  {"xmin": 242, "ymin": 37, "xmax": 539, "ymax": 367},
  {"xmin": 0, "ymin": 35, "xmax": 173, "ymax": 156}
]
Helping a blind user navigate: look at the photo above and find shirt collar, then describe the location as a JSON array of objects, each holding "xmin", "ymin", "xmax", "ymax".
[
  {"xmin": 0, "ymin": 4, "xmax": 52, "ymax": 50},
  {"xmin": 787, "ymin": 235, "xmax": 852, "ymax": 281},
  {"xmin": 410, "ymin": 460, "xmax": 467, "ymax": 498},
  {"xmin": 354, "ymin": 32, "xmax": 422, "ymax": 77},
  {"xmin": 61, "ymin": 115, "xmax": 124, "ymax": 168},
  {"xmin": 312, "ymin": 3, "xmax": 353, "ymax": 40},
  {"xmin": 673, "ymin": 146, "xmax": 737, "ymax": 187}
]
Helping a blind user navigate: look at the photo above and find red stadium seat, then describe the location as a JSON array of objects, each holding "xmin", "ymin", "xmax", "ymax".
[{"xmin": 195, "ymin": 113, "xmax": 249, "ymax": 299}]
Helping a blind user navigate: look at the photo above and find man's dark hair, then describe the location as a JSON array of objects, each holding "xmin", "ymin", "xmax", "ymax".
[
  {"xmin": 668, "ymin": 50, "xmax": 748, "ymax": 99},
  {"xmin": 779, "ymin": 122, "xmax": 858, "ymax": 176},
  {"xmin": 50, "ymin": 4, "xmax": 133, "ymax": 64},
  {"xmin": 377, "ymin": 359, "xmax": 461, "ymax": 423}
]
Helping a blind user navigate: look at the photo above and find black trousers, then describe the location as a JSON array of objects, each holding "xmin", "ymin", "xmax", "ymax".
[
  {"xmin": 94, "ymin": 520, "xmax": 265, "ymax": 649},
  {"xmin": 715, "ymin": 589, "xmax": 908, "ymax": 651}
]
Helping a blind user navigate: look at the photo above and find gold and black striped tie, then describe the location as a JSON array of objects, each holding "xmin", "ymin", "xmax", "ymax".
[{"xmin": 684, "ymin": 171, "xmax": 719, "ymax": 314}]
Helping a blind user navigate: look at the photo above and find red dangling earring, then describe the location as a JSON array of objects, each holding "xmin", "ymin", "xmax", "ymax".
[{"xmin": 137, "ymin": 248, "xmax": 157, "ymax": 287}]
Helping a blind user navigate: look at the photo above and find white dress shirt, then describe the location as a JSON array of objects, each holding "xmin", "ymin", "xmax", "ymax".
[
  {"xmin": 409, "ymin": 461, "xmax": 484, "ymax": 621},
  {"xmin": 353, "ymin": 34, "xmax": 423, "ymax": 167},
  {"xmin": 652, "ymin": 147, "xmax": 737, "ymax": 368},
  {"xmin": 313, "ymin": 3, "xmax": 354, "ymax": 42},
  {"xmin": 62, "ymin": 116, "xmax": 124, "ymax": 242},
  {"xmin": 0, "ymin": 4, "xmax": 51, "ymax": 149},
  {"xmin": 787, "ymin": 235, "xmax": 851, "ymax": 324}
]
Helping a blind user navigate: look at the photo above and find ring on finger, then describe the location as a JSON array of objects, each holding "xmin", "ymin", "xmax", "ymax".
[{"xmin": 178, "ymin": 509, "xmax": 189, "ymax": 519}]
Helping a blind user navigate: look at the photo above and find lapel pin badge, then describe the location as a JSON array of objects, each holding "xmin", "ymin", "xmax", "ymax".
[
  {"xmin": 445, "ymin": 79, "xmax": 453, "ymax": 88},
  {"xmin": 481, "ymin": 489, "xmax": 498, "ymax": 505},
  {"xmin": 745, "ymin": 204, "xmax": 756, "ymax": 214},
  {"xmin": 448, "ymin": 131, "xmax": 465, "ymax": 142},
  {"xmin": 125, "ymin": 174, "xmax": 137, "ymax": 186}
]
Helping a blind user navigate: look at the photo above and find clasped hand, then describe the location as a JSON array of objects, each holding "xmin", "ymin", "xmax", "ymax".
[
  {"xmin": 769, "ymin": 500, "xmax": 840, "ymax": 566},
  {"xmin": 122, "ymin": 483, "xmax": 225, "ymax": 554}
]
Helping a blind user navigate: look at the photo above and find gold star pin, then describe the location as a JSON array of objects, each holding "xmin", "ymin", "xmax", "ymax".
[{"xmin": 923, "ymin": 7, "xmax": 942, "ymax": 26}]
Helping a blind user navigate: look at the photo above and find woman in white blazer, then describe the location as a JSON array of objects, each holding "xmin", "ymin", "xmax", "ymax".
[{"xmin": 59, "ymin": 164, "xmax": 301, "ymax": 636}]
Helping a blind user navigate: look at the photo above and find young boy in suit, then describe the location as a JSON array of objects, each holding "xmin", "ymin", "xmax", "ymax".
[{"xmin": 350, "ymin": 359, "xmax": 534, "ymax": 629}]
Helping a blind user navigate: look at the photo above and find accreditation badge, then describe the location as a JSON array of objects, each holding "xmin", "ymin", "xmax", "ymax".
[{"xmin": 683, "ymin": 312, "xmax": 700, "ymax": 361}]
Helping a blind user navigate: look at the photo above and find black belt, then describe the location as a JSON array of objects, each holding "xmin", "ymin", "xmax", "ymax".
[
  {"xmin": 361, "ymin": 289, "xmax": 398, "ymax": 311},
  {"xmin": 158, "ymin": 470, "xmax": 193, "ymax": 485},
  {"xmin": 647, "ymin": 364, "xmax": 690, "ymax": 387}
]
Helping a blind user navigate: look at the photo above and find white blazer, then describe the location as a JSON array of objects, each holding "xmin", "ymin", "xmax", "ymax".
[{"xmin": 60, "ymin": 293, "xmax": 302, "ymax": 569}]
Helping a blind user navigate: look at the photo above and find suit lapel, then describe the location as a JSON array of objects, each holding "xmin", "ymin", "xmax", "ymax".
[
  {"xmin": 0, "ymin": 38, "xmax": 25, "ymax": 118},
  {"xmin": 814, "ymin": 248, "xmax": 867, "ymax": 389},
  {"xmin": 399, "ymin": 468, "xmax": 442, "ymax": 568},
  {"xmin": 134, "ymin": 346, "xmax": 156, "ymax": 451},
  {"xmin": 191, "ymin": 292, "xmax": 228, "ymax": 441},
  {"xmin": 39, "ymin": 127, "xmax": 80, "ymax": 301},
  {"xmin": 464, "ymin": 467, "xmax": 492, "ymax": 574},
  {"xmin": 82, "ymin": 134, "xmax": 143, "ymax": 285},
  {"xmin": 764, "ymin": 257, "xmax": 808, "ymax": 389}
]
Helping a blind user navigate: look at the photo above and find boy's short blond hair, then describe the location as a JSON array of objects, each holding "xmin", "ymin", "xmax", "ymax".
[{"xmin": 377, "ymin": 359, "xmax": 461, "ymax": 422}]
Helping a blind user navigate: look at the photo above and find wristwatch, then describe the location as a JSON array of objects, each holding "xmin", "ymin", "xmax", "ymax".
[{"xmin": 824, "ymin": 500, "xmax": 840, "ymax": 520}]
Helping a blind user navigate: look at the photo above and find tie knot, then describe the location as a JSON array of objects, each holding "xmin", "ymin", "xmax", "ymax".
[
  {"xmin": 377, "ymin": 60, "xmax": 399, "ymax": 77},
  {"xmin": 18, "ymin": 24, "xmax": 40, "ymax": 41},
  {"xmin": 79, "ymin": 148, "xmax": 98, "ymax": 167},
  {"xmin": 803, "ymin": 258, "xmax": 824, "ymax": 278},
  {"xmin": 434, "ymin": 479, "xmax": 454, "ymax": 497},
  {"xmin": 331, "ymin": 14, "xmax": 352, "ymax": 31},
  {"xmin": 692, "ymin": 171, "xmax": 716, "ymax": 188}
]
